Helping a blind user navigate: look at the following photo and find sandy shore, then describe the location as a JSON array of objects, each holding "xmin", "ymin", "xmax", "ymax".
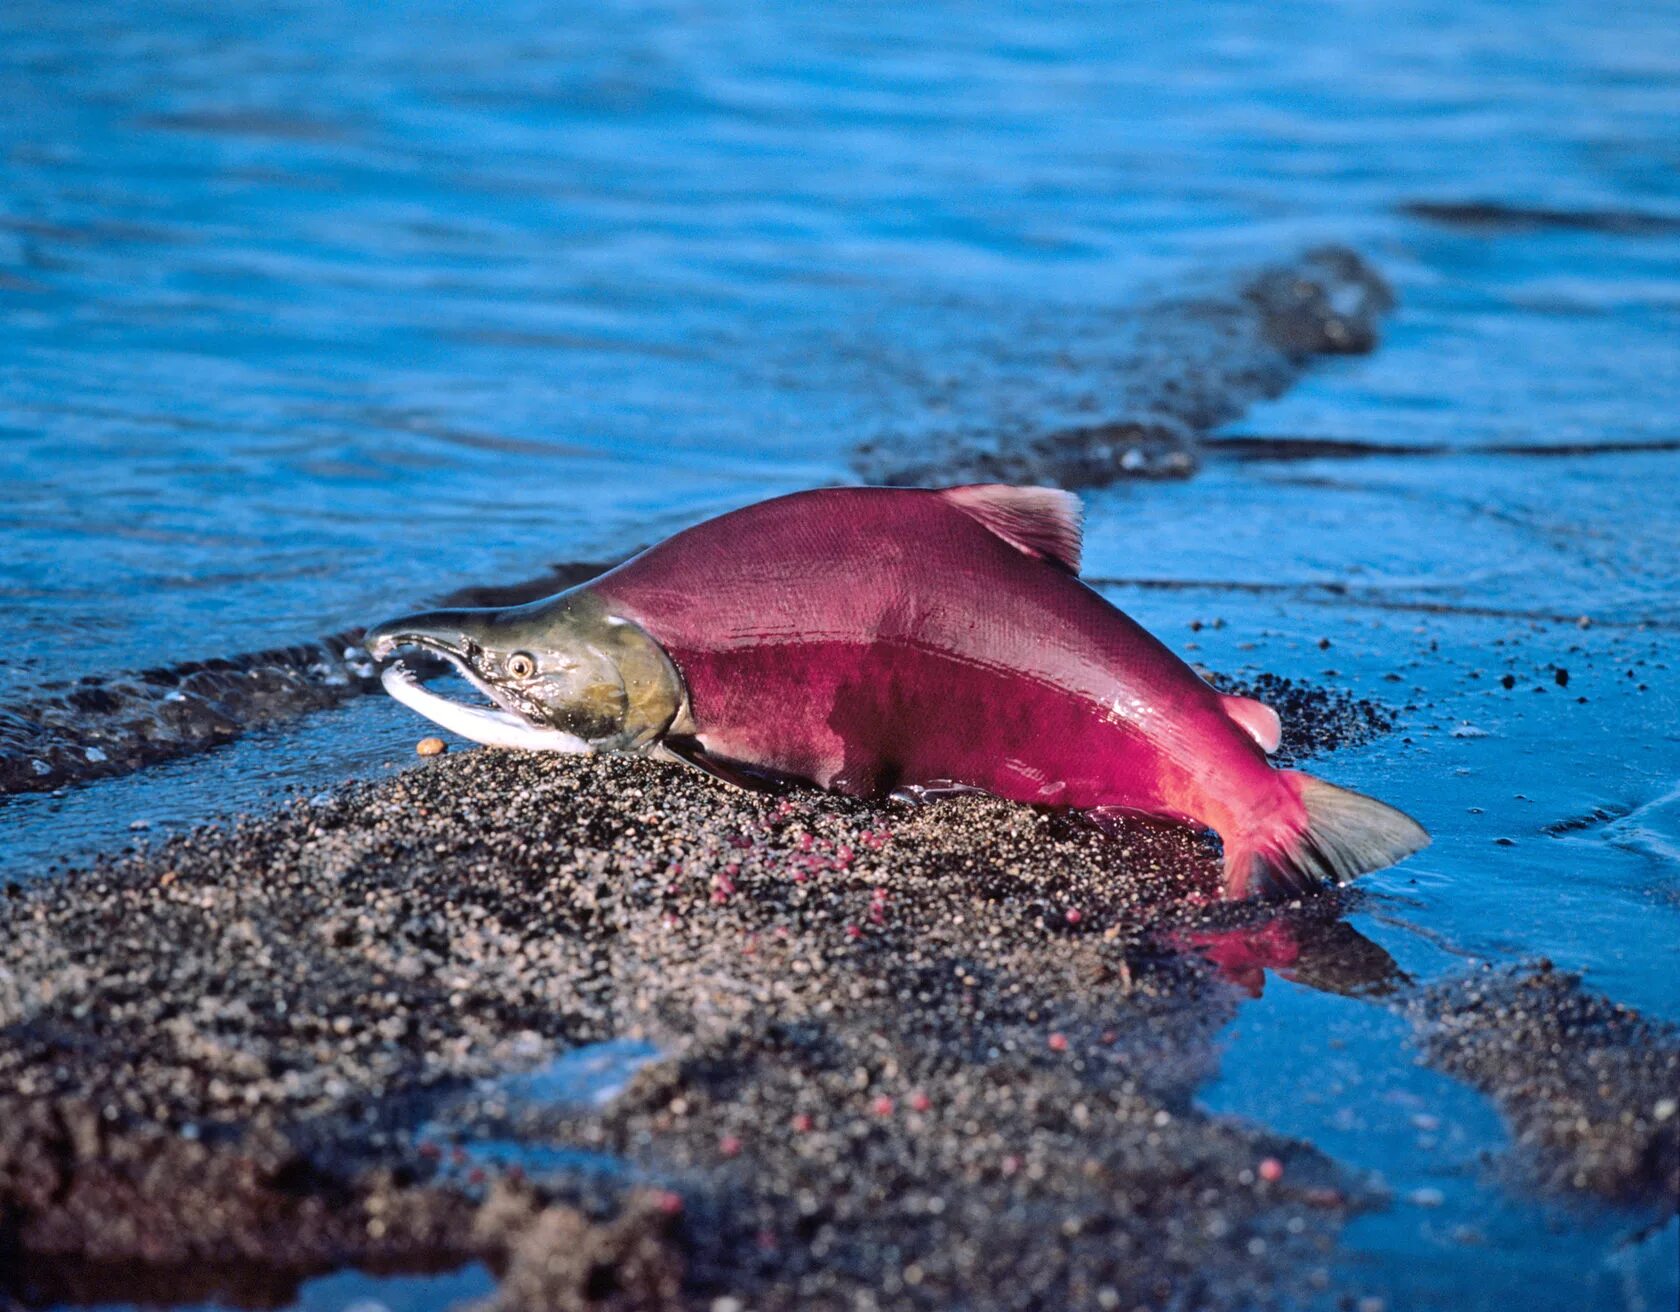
[{"xmin": 1, "ymin": 676, "xmax": 1673, "ymax": 1310}]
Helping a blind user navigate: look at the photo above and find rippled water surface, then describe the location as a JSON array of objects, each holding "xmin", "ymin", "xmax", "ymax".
[
  {"xmin": 3, "ymin": 1, "xmax": 1678, "ymax": 1309},
  {"xmin": 5, "ymin": 0, "xmax": 1677, "ymax": 690}
]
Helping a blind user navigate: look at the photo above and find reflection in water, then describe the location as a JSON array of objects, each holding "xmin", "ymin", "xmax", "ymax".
[{"xmin": 1186, "ymin": 910, "xmax": 1410, "ymax": 1000}]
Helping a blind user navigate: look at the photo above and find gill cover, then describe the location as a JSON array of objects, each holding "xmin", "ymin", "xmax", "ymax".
[{"xmin": 364, "ymin": 588, "xmax": 685, "ymax": 753}]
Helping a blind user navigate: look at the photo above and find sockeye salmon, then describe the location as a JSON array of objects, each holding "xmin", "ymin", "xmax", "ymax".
[{"xmin": 365, "ymin": 485, "xmax": 1428, "ymax": 899}]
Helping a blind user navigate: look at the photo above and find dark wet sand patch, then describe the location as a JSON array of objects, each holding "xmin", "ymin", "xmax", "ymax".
[
  {"xmin": 1204, "ymin": 435, "xmax": 1680, "ymax": 462},
  {"xmin": 1401, "ymin": 200, "xmax": 1680, "ymax": 237},
  {"xmin": 853, "ymin": 247, "xmax": 1393, "ymax": 489},
  {"xmin": 132, "ymin": 108, "xmax": 352, "ymax": 144},
  {"xmin": 1541, "ymin": 804, "xmax": 1635, "ymax": 837},
  {"xmin": 1202, "ymin": 671, "xmax": 1393, "ymax": 766},
  {"xmin": 1088, "ymin": 577, "xmax": 1675, "ymax": 631},
  {"xmin": 1408, "ymin": 965, "xmax": 1680, "ymax": 1206}
]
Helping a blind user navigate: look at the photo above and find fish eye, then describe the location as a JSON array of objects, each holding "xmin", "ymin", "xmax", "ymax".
[{"xmin": 506, "ymin": 652, "xmax": 537, "ymax": 679}]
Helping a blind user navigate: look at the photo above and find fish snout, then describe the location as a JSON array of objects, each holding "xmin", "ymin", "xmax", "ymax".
[
  {"xmin": 362, "ymin": 609, "xmax": 474, "ymax": 662},
  {"xmin": 363, "ymin": 620, "xmax": 400, "ymax": 661}
]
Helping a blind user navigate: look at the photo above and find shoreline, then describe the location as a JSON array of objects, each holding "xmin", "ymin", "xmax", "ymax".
[{"xmin": 4, "ymin": 699, "xmax": 1672, "ymax": 1308}]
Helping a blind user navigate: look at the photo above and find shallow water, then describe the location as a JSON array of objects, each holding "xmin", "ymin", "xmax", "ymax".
[
  {"xmin": 68, "ymin": 1266, "xmax": 497, "ymax": 1312},
  {"xmin": 6, "ymin": 0, "xmax": 1678, "ymax": 693},
  {"xmin": 4, "ymin": 0, "xmax": 1678, "ymax": 1308}
]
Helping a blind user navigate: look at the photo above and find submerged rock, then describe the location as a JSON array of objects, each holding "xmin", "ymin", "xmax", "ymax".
[{"xmin": 854, "ymin": 246, "xmax": 1393, "ymax": 489}]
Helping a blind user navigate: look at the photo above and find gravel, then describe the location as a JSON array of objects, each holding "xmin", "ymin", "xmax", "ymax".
[
  {"xmin": 2, "ymin": 670, "xmax": 1670, "ymax": 1309},
  {"xmin": 0, "ymin": 748, "xmax": 1366, "ymax": 1310}
]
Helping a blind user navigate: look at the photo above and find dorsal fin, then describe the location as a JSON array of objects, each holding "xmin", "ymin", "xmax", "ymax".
[
  {"xmin": 939, "ymin": 484, "xmax": 1083, "ymax": 574},
  {"xmin": 1221, "ymin": 693, "xmax": 1282, "ymax": 754}
]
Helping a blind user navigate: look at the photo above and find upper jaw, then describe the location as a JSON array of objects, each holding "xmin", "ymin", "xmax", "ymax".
[
  {"xmin": 363, "ymin": 622, "xmax": 460, "ymax": 663},
  {"xmin": 363, "ymin": 621, "xmax": 542, "ymax": 724}
]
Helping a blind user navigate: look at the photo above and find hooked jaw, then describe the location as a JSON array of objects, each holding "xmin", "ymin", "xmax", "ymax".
[
  {"xmin": 378, "ymin": 661, "xmax": 594, "ymax": 753},
  {"xmin": 363, "ymin": 611, "xmax": 597, "ymax": 753},
  {"xmin": 362, "ymin": 596, "xmax": 686, "ymax": 756},
  {"xmin": 363, "ymin": 609, "xmax": 476, "ymax": 665}
]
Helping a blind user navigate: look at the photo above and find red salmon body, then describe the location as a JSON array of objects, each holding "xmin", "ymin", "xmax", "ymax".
[{"xmin": 586, "ymin": 485, "xmax": 1426, "ymax": 898}]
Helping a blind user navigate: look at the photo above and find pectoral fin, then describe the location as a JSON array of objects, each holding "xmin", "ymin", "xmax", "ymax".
[{"xmin": 657, "ymin": 736, "xmax": 799, "ymax": 793}]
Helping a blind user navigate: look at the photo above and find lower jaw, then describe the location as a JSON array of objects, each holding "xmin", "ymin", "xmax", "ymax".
[{"xmin": 380, "ymin": 661, "xmax": 593, "ymax": 753}]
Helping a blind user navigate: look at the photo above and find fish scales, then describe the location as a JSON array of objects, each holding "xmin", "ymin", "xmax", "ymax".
[{"xmin": 366, "ymin": 486, "xmax": 1427, "ymax": 899}]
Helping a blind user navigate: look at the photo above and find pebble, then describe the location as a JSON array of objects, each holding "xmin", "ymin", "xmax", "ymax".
[{"xmin": 416, "ymin": 737, "xmax": 447, "ymax": 756}]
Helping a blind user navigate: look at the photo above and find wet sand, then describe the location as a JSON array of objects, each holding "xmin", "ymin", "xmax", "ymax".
[
  {"xmin": 851, "ymin": 247, "xmax": 1392, "ymax": 489},
  {"xmin": 2, "ymin": 677, "xmax": 1672, "ymax": 1310}
]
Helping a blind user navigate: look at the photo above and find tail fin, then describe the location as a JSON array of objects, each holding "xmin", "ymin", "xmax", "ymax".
[{"xmin": 1224, "ymin": 771, "xmax": 1429, "ymax": 900}]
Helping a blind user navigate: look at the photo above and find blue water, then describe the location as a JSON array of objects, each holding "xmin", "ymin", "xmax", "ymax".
[
  {"xmin": 5, "ymin": 0, "xmax": 1677, "ymax": 693},
  {"xmin": 69, "ymin": 1266, "xmax": 496, "ymax": 1312},
  {"xmin": 4, "ymin": 1, "xmax": 1678, "ymax": 1309}
]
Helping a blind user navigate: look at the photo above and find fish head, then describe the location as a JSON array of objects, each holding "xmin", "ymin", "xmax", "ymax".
[{"xmin": 363, "ymin": 589, "xmax": 684, "ymax": 753}]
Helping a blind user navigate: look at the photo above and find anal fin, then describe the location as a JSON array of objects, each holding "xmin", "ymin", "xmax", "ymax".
[{"xmin": 1221, "ymin": 693, "xmax": 1282, "ymax": 754}]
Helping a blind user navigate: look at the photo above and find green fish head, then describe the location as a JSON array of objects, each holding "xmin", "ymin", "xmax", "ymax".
[{"xmin": 364, "ymin": 588, "xmax": 683, "ymax": 752}]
